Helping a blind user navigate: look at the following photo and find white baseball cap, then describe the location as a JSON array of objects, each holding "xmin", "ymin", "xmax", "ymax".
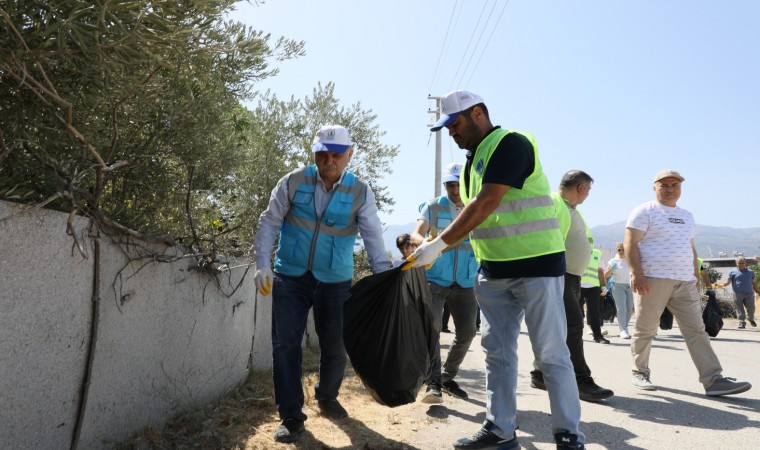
[
  {"xmin": 430, "ymin": 90, "xmax": 485, "ymax": 131},
  {"xmin": 442, "ymin": 162, "xmax": 463, "ymax": 183},
  {"xmin": 312, "ymin": 125, "xmax": 352, "ymax": 153}
]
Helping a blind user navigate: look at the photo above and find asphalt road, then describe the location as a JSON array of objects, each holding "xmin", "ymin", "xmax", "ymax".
[{"xmin": 402, "ymin": 317, "xmax": 760, "ymax": 450}]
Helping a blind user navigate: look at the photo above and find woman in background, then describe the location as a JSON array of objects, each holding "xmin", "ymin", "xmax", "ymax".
[{"xmin": 606, "ymin": 243, "xmax": 634, "ymax": 339}]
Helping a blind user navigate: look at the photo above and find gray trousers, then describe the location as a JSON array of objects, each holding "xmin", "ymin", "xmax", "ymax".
[
  {"xmin": 733, "ymin": 291, "xmax": 756, "ymax": 323},
  {"xmin": 429, "ymin": 282, "xmax": 478, "ymax": 384}
]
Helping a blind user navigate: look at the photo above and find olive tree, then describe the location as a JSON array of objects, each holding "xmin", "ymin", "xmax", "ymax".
[
  {"xmin": 1, "ymin": 2, "xmax": 399, "ymax": 264},
  {"xmin": 0, "ymin": 0, "xmax": 304, "ymax": 253}
]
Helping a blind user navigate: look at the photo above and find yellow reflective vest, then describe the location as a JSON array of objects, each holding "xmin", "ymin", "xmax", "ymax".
[
  {"xmin": 461, "ymin": 128, "xmax": 564, "ymax": 262},
  {"xmin": 582, "ymin": 249, "xmax": 603, "ymax": 287}
]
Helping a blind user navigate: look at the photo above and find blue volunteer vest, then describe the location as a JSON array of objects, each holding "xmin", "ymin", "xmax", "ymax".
[
  {"xmin": 422, "ymin": 196, "xmax": 478, "ymax": 288},
  {"xmin": 274, "ymin": 165, "xmax": 367, "ymax": 283}
]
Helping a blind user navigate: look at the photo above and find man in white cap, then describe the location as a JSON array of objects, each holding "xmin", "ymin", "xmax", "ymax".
[
  {"xmin": 625, "ymin": 169, "xmax": 752, "ymax": 396},
  {"xmin": 411, "ymin": 161, "xmax": 478, "ymax": 404},
  {"xmin": 253, "ymin": 125, "xmax": 391, "ymax": 443},
  {"xmin": 406, "ymin": 91, "xmax": 584, "ymax": 450}
]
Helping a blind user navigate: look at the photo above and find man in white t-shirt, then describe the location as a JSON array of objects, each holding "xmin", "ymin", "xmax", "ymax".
[{"xmin": 624, "ymin": 169, "xmax": 751, "ymax": 396}]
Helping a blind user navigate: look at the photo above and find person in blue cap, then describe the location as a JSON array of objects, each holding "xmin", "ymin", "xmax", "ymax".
[{"xmin": 253, "ymin": 125, "xmax": 391, "ymax": 443}]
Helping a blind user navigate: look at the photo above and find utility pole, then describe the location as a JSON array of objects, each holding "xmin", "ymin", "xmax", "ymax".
[{"xmin": 428, "ymin": 95, "xmax": 442, "ymax": 197}]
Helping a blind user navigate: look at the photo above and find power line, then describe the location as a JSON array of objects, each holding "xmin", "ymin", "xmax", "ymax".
[
  {"xmin": 427, "ymin": 0, "xmax": 460, "ymax": 95},
  {"xmin": 463, "ymin": 0, "xmax": 511, "ymax": 88},
  {"xmin": 456, "ymin": 0, "xmax": 500, "ymax": 87},
  {"xmin": 448, "ymin": 0, "xmax": 491, "ymax": 90}
]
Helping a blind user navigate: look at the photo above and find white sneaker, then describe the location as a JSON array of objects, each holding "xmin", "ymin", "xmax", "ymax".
[
  {"xmin": 632, "ymin": 373, "xmax": 656, "ymax": 391},
  {"xmin": 601, "ymin": 329, "xmax": 608, "ymax": 336},
  {"xmin": 620, "ymin": 330, "xmax": 631, "ymax": 339},
  {"xmin": 586, "ymin": 329, "xmax": 594, "ymax": 335}
]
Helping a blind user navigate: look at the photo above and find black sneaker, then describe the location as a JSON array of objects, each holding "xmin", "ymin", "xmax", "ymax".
[
  {"xmin": 530, "ymin": 371, "xmax": 547, "ymax": 390},
  {"xmin": 453, "ymin": 421, "xmax": 519, "ymax": 450},
  {"xmin": 274, "ymin": 418, "xmax": 304, "ymax": 443},
  {"xmin": 578, "ymin": 379, "xmax": 614, "ymax": 402},
  {"xmin": 442, "ymin": 379, "xmax": 469, "ymax": 399},
  {"xmin": 593, "ymin": 337, "xmax": 610, "ymax": 344},
  {"xmin": 317, "ymin": 399, "xmax": 348, "ymax": 419},
  {"xmin": 422, "ymin": 383, "xmax": 443, "ymax": 404},
  {"xmin": 739, "ymin": 322, "xmax": 746, "ymax": 329},
  {"xmin": 555, "ymin": 431, "xmax": 585, "ymax": 449},
  {"xmin": 749, "ymin": 319, "xmax": 757, "ymax": 327}
]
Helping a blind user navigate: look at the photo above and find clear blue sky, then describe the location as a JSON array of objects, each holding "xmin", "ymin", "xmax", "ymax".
[{"xmin": 234, "ymin": 0, "xmax": 760, "ymax": 230}]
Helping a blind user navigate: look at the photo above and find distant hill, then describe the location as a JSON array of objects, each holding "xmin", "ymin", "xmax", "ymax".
[
  {"xmin": 592, "ymin": 222, "xmax": 760, "ymax": 257},
  {"xmin": 379, "ymin": 221, "xmax": 760, "ymax": 259}
]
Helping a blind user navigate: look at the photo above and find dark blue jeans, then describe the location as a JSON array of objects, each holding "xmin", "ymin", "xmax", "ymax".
[{"xmin": 271, "ymin": 271, "xmax": 351, "ymax": 421}]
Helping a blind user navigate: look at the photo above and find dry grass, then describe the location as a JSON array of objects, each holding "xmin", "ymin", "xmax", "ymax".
[{"xmin": 113, "ymin": 346, "xmax": 428, "ymax": 450}]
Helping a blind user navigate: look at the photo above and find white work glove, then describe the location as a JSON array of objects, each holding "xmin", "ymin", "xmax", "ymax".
[
  {"xmin": 254, "ymin": 267, "xmax": 273, "ymax": 296},
  {"xmin": 601, "ymin": 286, "xmax": 608, "ymax": 296},
  {"xmin": 403, "ymin": 236, "xmax": 448, "ymax": 270}
]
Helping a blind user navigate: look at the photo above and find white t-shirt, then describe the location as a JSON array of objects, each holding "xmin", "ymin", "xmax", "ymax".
[
  {"xmin": 626, "ymin": 200, "xmax": 696, "ymax": 282},
  {"xmin": 606, "ymin": 255, "xmax": 631, "ymax": 285}
]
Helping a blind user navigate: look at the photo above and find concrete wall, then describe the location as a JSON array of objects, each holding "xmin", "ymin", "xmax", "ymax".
[
  {"xmin": 0, "ymin": 201, "xmax": 312, "ymax": 449},
  {"xmin": 0, "ymin": 202, "xmax": 93, "ymax": 449}
]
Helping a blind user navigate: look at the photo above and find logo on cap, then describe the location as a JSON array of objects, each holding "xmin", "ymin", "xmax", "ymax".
[{"xmin": 312, "ymin": 125, "xmax": 352, "ymax": 154}]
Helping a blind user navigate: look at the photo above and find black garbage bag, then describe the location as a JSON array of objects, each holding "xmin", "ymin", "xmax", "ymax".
[
  {"xmin": 703, "ymin": 289, "xmax": 724, "ymax": 337},
  {"xmin": 343, "ymin": 265, "xmax": 437, "ymax": 407},
  {"xmin": 659, "ymin": 307, "xmax": 674, "ymax": 330},
  {"xmin": 601, "ymin": 291, "xmax": 617, "ymax": 323}
]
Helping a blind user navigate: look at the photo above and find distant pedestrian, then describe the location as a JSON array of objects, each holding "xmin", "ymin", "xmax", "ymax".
[
  {"xmin": 697, "ymin": 257, "xmax": 713, "ymax": 291},
  {"xmin": 717, "ymin": 257, "xmax": 758, "ymax": 329},
  {"xmin": 579, "ymin": 248, "xmax": 609, "ymax": 343},
  {"xmin": 605, "ymin": 242, "xmax": 634, "ymax": 339},
  {"xmin": 625, "ymin": 168, "xmax": 751, "ymax": 396}
]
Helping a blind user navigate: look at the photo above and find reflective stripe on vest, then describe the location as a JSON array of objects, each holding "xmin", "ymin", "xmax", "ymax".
[
  {"xmin": 582, "ymin": 249, "xmax": 602, "ymax": 287},
  {"xmin": 274, "ymin": 165, "xmax": 366, "ymax": 282},
  {"xmin": 461, "ymin": 128, "xmax": 565, "ymax": 262},
  {"xmin": 425, "ymin": 196, "xmax": 477, "ymax": 287}
]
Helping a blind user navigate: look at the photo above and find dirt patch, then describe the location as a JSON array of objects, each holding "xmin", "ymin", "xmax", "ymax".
[{"xmin": 114, "ymin": 346, "xmax": 437, "ymax": 449}]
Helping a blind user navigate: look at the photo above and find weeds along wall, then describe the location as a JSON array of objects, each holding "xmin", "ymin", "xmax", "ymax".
[{"xmin": 0, "ymin": 200, "xmax": 316, "ymax": 449}]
